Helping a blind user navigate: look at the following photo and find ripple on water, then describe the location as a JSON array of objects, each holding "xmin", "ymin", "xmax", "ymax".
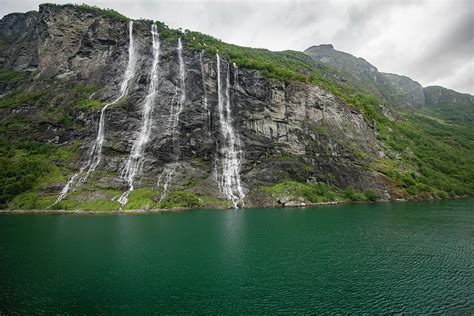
[{"xmin": 0, "ymin": 198, "xmax": 473, "ymax": 313}]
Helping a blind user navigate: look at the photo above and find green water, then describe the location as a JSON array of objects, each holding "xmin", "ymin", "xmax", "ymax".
[{"xmin": 1, "ymin": 199, "xmax": 473, "ymax": 313}]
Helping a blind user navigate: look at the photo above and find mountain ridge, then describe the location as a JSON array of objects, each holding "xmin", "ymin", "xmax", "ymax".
[
  {"xmin": 304, "ymin": 43, "xmax": 472, "ymax": 98},
  {"xmin": 304, "ymin": 43, "xmax": 473, "ymax": 124}
]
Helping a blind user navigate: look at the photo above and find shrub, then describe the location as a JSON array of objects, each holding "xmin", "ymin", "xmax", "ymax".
[
  {"xmin": 74, "ymin": 99, "xmax": 102, "ymax": 110},
  {"xmin": 364, "ymin": 189, "xmax": 380, "ymax": 201},
  {"xmin": 0, "ymin": 149, "xmax": 50, "ymax": 208},
  {"xmin": 123, "ymin": 188, "xmax": 159, "ymax": 210},
  {"xmin": 159, "ymin": 191, "xmax": 201, "ymax": 209},
  {"xmin": 343, "ymin": 187, "xmax": 367, "ymax": 202},
  {"xmin": 0, "ymin": 140, "xmax": 78, "ymax": 209},
  {"xmin": 75, "ymin": 4, "xmax": 128, "ymax": 21},
  {"xmin": 0, "ymin": 90, "xmax": 47, "ymax": 108},
  {"xmin": 0, "ymin": 68, "xmax": 29, "ymax": 84},
  {"xmin": 264, "ymin": 180, "xmax": 341, "ymax": 203}
]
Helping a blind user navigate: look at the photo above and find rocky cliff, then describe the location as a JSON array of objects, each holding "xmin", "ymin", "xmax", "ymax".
[{"xmin": 1, "ymin": 4, "xmax": 472, "ymax": 210}]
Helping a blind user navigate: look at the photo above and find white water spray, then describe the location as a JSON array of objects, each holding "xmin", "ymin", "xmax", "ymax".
[
  {"xmin": 49, "ymin": 21, "xmax": 137, "ymax": 208},
  {"xmin": 233, "ymin": 63, "xmax": 239, "ymax": 89},
  {"xmin": 169, "ymin": 38, "xmax": 186, "ymax": 142},
  {"xmin": 86, "ymin": 21, "xmax": 138, "ymax": 177},
  {"xmin": 118, "ymin": 24, "xmax": 160, "ymax": 206},
  {"xmin": 200, "ymin": 50, "xmax": 211, "ymax": 132},
  {"xmin": 215, "ymin": 54, "xmax": 245, "ymax": 208},
  {"xmin": 159, "ymin": 38, "xmax": 186, "ymax": 200}
]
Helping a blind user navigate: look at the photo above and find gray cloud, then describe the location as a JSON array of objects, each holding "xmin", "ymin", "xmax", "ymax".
[
  {"xmin": 1, "ymin": 0, "xmax": 473, "ymax": 94},
  {"xmin": 405, "ymin": 8, "xmax": 473, "ymax": 82}
]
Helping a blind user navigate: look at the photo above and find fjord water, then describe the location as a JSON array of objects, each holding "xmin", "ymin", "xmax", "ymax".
[{"xmin": 1, "ymin": 199, "xmax": 473, "ymax": 313}]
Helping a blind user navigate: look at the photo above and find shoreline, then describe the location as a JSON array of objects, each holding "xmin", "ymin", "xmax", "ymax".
[
  {"xmin": 0, "ymin": 200, "xmax": 353, "ymax": 215},
  {"xmin": 1, "ymin": 197, "xmax": 466, "ymax": 215}
]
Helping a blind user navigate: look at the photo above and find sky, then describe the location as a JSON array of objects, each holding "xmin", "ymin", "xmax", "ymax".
[{"xmin": 1, "ymin": 0, "xmax": 473, "ymax": 94}]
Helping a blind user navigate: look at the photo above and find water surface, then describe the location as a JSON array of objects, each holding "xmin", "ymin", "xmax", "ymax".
[{"xmin": 1, "ymin": 199, "xmax": 473, "ymax": 313}]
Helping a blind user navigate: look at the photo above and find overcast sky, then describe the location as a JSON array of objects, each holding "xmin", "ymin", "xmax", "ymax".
[{"xmin": 1, "ymin": 0, "xmax": 473, "ymax": 94}]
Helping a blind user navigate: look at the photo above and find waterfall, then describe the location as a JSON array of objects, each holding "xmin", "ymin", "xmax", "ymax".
[
  {"xmin": 118, "ymin": 24, "xmax": 160, "ymax": 206},
  {"xmin": 215, "ymin": 54, "xmax": 245, "ymax": 208},
  {"xmin": 200, "ymin": 50, "xmax": 211, "ymax": 132},
  {"xmin": 200, "ymin": 51, "xmax": 208, "ymax": 112},
  {"xmin": 233, "ymin": 63, "xmax": 239, "ymax": 89},
  {"xmin": 171, "ymin": 37, "xmax": 186, "ymax": 143},
  {"xmin": 49, "ymin": 20, "xmax": 137, "ymax": 208},
  {"xmin": 86, "ymin": 20, "xmax": 138, "ymax": 177},
  {"xmin": 159, "ymin": 38, "xmax": 186, "ymax": 201}
]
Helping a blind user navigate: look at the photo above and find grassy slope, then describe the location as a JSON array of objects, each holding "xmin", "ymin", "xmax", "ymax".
[{"xmin": 1, "ymin": 6, "xmax": 473, "ymax": 210}]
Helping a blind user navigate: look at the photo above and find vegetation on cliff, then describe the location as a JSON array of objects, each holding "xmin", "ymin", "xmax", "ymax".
[
  {"xmin": 153, "ymin": 25, "xmax": 473, "ymax": 200},
  {"xmin": 44, "ymin": 3, "xmax": 128, "ymax": 21},
  {"xmin": 178, "ymin": 31, "xmax": 474, "ymax": 200},
  {"xmin": 0, "ymin": 4, "xmax": 472, "ymax": 210}
]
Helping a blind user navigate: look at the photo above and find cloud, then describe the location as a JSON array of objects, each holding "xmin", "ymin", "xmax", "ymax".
[
  {"xmin": 404, "ymin": 7, "xmax": 473, "ymax": 82},
  {"xmin": 428, "ymin": 56, "xmax": 474, "ymax": 93},
  {"xmin": 1, "ymin": 0, "xmax": 473, "ymax": 94}
]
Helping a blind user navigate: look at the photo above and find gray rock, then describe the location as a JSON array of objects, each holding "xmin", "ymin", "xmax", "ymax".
[{"xmin": 0, "ymin": 4, "xmax": 389, "ymax": 207}]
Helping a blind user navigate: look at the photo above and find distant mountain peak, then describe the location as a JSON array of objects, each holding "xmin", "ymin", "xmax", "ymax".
[
  {"xmin": 317, "ymin": 44, "xmax": 334, "ymax": 50},
  {"xmin": 305, "ymin": 44, "xmax": 334, "ymax": 51},
  {"xmin": 304, "ymin": 44, "xmax": 427, "ymax": 107}
]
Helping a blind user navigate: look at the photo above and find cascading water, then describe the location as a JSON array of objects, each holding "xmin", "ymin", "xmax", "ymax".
[
  {"xmin": 200, "ymin": 50, "xmax": 211, "ymax": 132},
  {"xmin": 170, "ymin": 38, "xmax": 186, "ymax": 143},
  {"xmin": 233, "ymin": 63, "xmax": 239, "ymax": 89},
  {"xmin": 159, "ymin": 38, "xmax": 186, "ymax": 201},
  {"xmin": 118, "ymin": 24, "xmax": 160, "ymax": 206},
  {"xmin": 85, "ymin": 21, "xmax": 138, "ymax": 177},
  {"xmin": 215, "ymin": 54, "xmax": 245, "ymax": 208},
  {"xmin": 49, "ymin": 21, "xmax": 137, "ymax": 208}
]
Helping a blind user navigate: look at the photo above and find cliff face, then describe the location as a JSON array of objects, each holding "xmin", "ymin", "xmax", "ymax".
[{"xmin": 0, "ymin": 5, "xmax": 412, "ymax": 209}]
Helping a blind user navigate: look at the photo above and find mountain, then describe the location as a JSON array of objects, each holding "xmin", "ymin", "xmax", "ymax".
[
  {"xmin": 304, "ymin": 44, "xmax": 473, "ymax": 123},
  {"xmin": 0, "ymin": 4, "xmax": 472, "ymax": 211},
  {"xmin": 304, "ymin": 44, "xmax": 424, "ymax": 107}
]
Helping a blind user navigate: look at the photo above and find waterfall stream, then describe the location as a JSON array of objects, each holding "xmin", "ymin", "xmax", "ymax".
[
  {"xmin": 170, "ymin": 38, "xmax": 186, "ymax": 144},
  {"xmin": 118, "ymin": 24, "xmax": 160, "ymax": 206},
  {"xmin": 49, "ymin": 21, "xmax": 137, "ymax": 208},
  {"xmin": 200, "ymin": 50, "xmax": 211, "ymax": 133},
  {"xmin": 215, "ymin": 54, "xmax": 245, "ymax": 208},
  {"xmin": 159, "ymin": 38, "xmax": 186, "ymax": 201},
  {"xmin": 86, "ymin": 21, "xmax": 138, "ymax": 178}
]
